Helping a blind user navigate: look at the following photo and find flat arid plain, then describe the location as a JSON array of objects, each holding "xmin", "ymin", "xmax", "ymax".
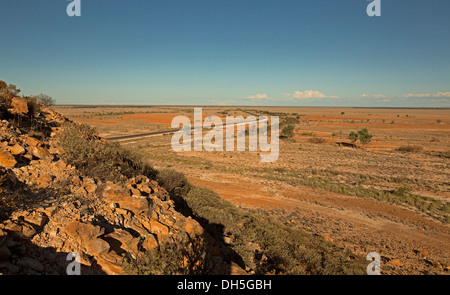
[{"xmin": 55, "ymin": 105, "xmax": 450, "ymax": 274}]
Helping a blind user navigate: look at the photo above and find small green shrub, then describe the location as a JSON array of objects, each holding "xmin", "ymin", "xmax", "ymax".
[
  {"xmin": 357, "ymin": 128, "xmax": 373, "ymax": 145},
  {"xmin": 281, "ymin": 125, "xmax": 295, "ymax": 138}
]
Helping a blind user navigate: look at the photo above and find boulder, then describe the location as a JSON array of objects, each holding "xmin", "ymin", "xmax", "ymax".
[
  {"xmin": 141, "ymin": 234, "xmax": 158, "ymax": 251},
  {"xmin": 96, "ymin": 252, "xmax": 124, "ymax": 275},
  {"xmin": 65, "ymin": 221, "xmax": 111, "ymax": 256},
  {"xmin": 2, "ymin": 220, "xmax": 22, "ymax": 233},
  {"xmin": 83, "ymin": 178, "xmax": 97, "ymax": 194},
  {"xmin": 388, "ymin": 259, "xmax": 403, "ymax": 267},
  {"xmin": 23, "ymin": 211, "xmax": 48, "ymax": 229},
  {"xmin": 146, "ymin": 220, "xmax": 169, "ymax": 237},
  {"xmin": 25, "ymin": 137, "xmax": 42, "ymax": 147},
  {"xmin": 85, "ymin": 238, "xmax": 110, "ymax": 256},
  {"xmin": 104, "ymin": 228, "xmax": 138, "ymax": 254},
  {"xmin": 0, "ymin": 150, "xmax": 16, "ymax": 168},
  {"xmin": 137, "ymin": 183, "xmax": 152, "ymax": 194},
  {"xmin": 182, "ymin": 218, "xmax": 205, "ymax": 239},
  {"xmin": 230, "ymin": 261, "xmax": 248, "ymax": 275},
  {"xmin": 21, "ymin": 223, "xmax": 37, "ymax": 239},
  {"xmin": 102, "ymin": 182, "xmax": 150, "ymax": 213},
  {"xmin": 9, "ymin": 144, "xmax": 25, "ymax": 156},
  {"xmin": 33, "ymin": 173, "xmax": 53, "ymax": 188},
  {"xmin": 65, "ymin": 221, "xmax": 105, "ymax": 242},
  {"xmin": 32, "ymin": 146, "xmax": 53, "ymax": 161}
]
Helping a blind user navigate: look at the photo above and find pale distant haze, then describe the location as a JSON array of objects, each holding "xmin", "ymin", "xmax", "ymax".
[{"xmin": 1, "ymin": 0, "xmax": 449, "ymax": 107}]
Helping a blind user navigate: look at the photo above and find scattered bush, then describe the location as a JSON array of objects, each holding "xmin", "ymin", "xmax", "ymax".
[
  {"xmin": 25, "ymin": 96, "xmax": 41, "ymax": 116},
  {"xmin": 156, "ymin": 168, "xmax": 191, "ymax": 196},
  {"xmin": 308, "ymin": 137, "xmax": 326, "ymax": 144},
  {"xmin": 281, "ymin": 125, "xmax": 295, "ymax": 138},
  {"xmin": 396, "ymin": 146, "xmax": 423, "ymax": 153},
  {"xmin": 122, "ymin": 234, "xmax": 209, "ymax": 275},
  {"xmin": 0, "ymin": 81, "xmax": 20, "ymax": 104}
]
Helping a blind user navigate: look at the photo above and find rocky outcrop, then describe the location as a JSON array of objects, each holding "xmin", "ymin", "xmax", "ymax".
[{"xmin": 0, "ymin": 100, "xmax": 232, "ymax": 275}]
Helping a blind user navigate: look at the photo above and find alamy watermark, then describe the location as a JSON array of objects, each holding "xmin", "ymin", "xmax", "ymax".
[
  {"xmin": 171, "ymin": 108, "xmax": 279, "ymax": 162},
  {"xmin": 67, "ymin": 1, "xmax": 380, "ymax": 18},
  {"xmin": 367, "ymin": 0, "xmax": 381, "ymax": 17},
  {"xmin": 66, "ymin": 0, "xmax": 81, "ymax": 17},
  {"xmin": 366, "ymin": 252, "xmax": 381, "ymax": 275},
  {"xmin": 66, "ymin": 252, "xmax": 81, "ymax": 275}
]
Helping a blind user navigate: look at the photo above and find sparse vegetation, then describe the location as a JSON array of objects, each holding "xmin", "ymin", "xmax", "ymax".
[
  {"xmin": 156, "ymin": 168, "xmax": 191, "ymax": 196},
  {"xmin": 261, "ymin": 170, "xmax": 449, "ymax": 223},
  {"xmin": 122, "ymin": 234, "xmax": 209, "ymax": 275},
  {"xmin": 396, "ymin": 145, "xmax": 423, "ymax": 153},
  {"xmin": 280, "ymin": 116, "xmax": 299, "ymax": 139},
  {"xmin": 52, "ymin": 105, "xmax": 450, "ymax": 274},
  {"xmin": 182, "ymin": 186, "xmax": 366, "ymax": 274},
  {"xmin": 308, "ymin": 136, "xmax": 326, "ymax": 144},
  {"xmin": 58, "ymin": 122, "xmax": 157, "ymax": 182},
  {"xmin": 0, "ymin": 81, "xmax": 20, "ymax": 103},
  {"xmin": 0, "ymin": 167, "xmax": 23, "ymax": 221}
]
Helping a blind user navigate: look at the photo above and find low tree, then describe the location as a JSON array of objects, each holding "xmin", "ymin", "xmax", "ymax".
[
  {"xmin": 348, "ymin": 128, "xmax": 373, "ymax": 145},
  {"xmin": 357, "ymin": 128, "xmax": 373, "ymax": 145},
  {"xmin": 36, "ymin": 94, "xmax": 55, "ymax": 107}
]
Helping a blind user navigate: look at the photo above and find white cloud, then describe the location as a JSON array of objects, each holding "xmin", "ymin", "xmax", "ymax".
[
  {"xmin": 433, "ymin": 92, "xmax": 450, "ymax": 97},
  {"xmin": 286, "ymin": 90, "xmax": 338, "ymax": 100},
  {"xmin": 361, "ymin": 93, "xmax": 386, "ymax": 99},
  {"xmin": 247, "ymin": 93, "xmax": 269, "ymax": 100},
  {"xmin": 403, "ymin": 92, "xmax": 450, "ymax": 98},
  {"xmin": 403, "ymin": 93, "xmax": 431, "ymax": 98},
  {"xmin": 291, "ymin": 90, "xmax": 325, "ymax": 99}
]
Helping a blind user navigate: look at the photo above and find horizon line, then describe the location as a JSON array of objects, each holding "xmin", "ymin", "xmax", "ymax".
[{"xmin": 53, "ymin": 104, "xmax": 450, "ymax": 110}]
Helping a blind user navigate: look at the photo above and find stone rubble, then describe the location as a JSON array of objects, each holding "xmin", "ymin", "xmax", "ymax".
[{"xmin": 0, "ymin": 98, "xmax": 237, "ymax": 275}]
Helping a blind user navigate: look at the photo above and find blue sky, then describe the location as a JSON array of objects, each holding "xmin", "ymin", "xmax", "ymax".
[{"xmin": 1, "ymin": 0, "xmax": 449, "ymax": 107}]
